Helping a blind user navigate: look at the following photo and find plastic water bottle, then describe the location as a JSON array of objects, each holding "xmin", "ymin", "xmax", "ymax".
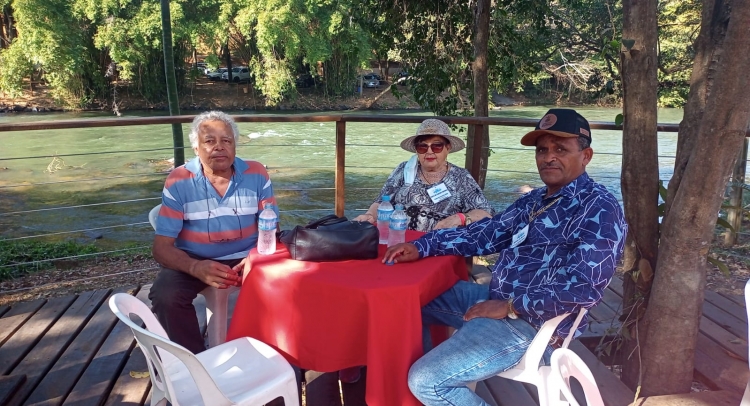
[
  {"xmin": 257, "ymin": 203, "xmax": 277, "ymax": 255},
  {"xmin": 387, "ymin": 204, "xmax": 407, "ymax": 247},
  {"xmin": 377, "ymin": 195, "xmax": 394, "ymax": 245}
]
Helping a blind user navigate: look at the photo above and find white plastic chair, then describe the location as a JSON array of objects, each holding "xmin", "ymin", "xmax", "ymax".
[
  {"xmin": 109, "ymin": 293, "xmax": 299, "ymax": 406},
  {"xmin": 741, "ymin": 279, "xmax": 750, "ymax": 406},
  {"xmin": 469, "ymin": 310, "xmax": 587, "ymax": 406},
  {"xmin": 549, "ymin": 348, "xmax": 604, "ymax": 406},
  {"xmin": 149, "ymin": 204, "xmax": 240, "ymax": 348}
]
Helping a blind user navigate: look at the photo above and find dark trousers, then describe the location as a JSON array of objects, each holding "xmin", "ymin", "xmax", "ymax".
[{"xmin": 149, "ymin": 257, "xmax": 241, "ymax": 354}]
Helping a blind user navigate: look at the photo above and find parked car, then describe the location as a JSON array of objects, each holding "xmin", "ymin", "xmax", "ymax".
[
  {"xmin": 222, "ymin": 67, "xmax": 252, "ymax": 83},
  {"xmin": 206, "ymin": 68, "xmax": 228, "ymax": 81},
  {"xmin": 358, "ymin": 73, "xmax": 380, "ymax": 88},
  {"xmin": 394, "ymin": 71, "xmax": 409, "ymax": 86}
]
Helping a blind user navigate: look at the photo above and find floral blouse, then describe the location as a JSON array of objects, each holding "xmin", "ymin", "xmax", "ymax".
[{"xmin": 373, "ymin": 161, "xmax": 495, "ymax": 232}]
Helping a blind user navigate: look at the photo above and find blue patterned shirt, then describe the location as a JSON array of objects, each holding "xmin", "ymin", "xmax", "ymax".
[{"xmin": 412, "ymin": 172, "xmax": 627, "ymax": 338}]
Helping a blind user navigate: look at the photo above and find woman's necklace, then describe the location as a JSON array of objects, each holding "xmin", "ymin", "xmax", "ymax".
[{"xmin": 419, "ymin": 164, "xmax": 448, "ymax": 185}]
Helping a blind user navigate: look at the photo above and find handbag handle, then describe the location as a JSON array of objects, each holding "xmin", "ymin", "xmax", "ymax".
[{"xmin": 304, "ymin": 214, "xmax": 348, "ymax": 229}]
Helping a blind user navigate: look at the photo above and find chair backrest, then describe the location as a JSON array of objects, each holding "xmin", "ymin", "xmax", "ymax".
[
  {"xmin": 514, "ymin": 309, "xmax": 588, "ymax": 374},
  {"xmin": 549, "ymin": 348, "xmax": 604, "ymax": 406},
  {"xmin": 149, "ymin": 204, "xmax": 162, "ymax": 231},
  {"xmin": 108, "ymin": 293, "xmax": 231, "ymax": 406}
]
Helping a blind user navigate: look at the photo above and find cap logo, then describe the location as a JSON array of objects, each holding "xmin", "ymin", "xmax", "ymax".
[
  {"xmin": 580, "ymin": 128, "xmax": 590, "ymax": 137},
  {"xmin": 539, "ymin": 114, "xmax": 557, "ymax": 130}
]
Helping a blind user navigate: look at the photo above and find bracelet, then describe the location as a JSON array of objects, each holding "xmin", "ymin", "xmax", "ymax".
[{"xmin": 456, "ymin": 212, "xmax": 466, "ymax": 226}]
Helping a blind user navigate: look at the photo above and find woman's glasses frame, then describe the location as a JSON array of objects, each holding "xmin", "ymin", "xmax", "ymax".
[{"xmin": 415, "ymin": 142, "xmax": 446, "ymax": 154}]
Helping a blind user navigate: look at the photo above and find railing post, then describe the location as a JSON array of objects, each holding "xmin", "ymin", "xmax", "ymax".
[
  {"xmin": 724, "ymin": 137, "xmax": 748, "ymax": 246},
  {"xmin": 335, "ymin": 120, "xmax": 346, "ymax": 217},
  {"xmin": 468, "ymin": 123, "xmax": 485, "ymax": 184}
]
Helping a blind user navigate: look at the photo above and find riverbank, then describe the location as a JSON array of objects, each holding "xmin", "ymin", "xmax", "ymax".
[{"xmin": 0, "ymin": 77, "xmax": 532, "ymax": 113}]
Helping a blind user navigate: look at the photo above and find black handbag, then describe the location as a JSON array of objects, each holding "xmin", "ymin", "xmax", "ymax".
[{"xmin": 278, "ymin": 214, "xmax": 379, "ymax": 262}]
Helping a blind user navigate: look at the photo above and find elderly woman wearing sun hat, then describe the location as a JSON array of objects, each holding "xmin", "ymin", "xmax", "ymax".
[{"xmin": 353, "ymin": 118, "xmax": 494, "ymax": 232}]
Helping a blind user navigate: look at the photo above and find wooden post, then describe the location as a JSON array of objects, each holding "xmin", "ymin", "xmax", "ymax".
[
  {"xmin": 335, "ymin": 120, "xmax": 346, "ymax": 217},
  {"xmin": 724, "ymin": 137, "xmax": 748, "ymax": 246},
  {"xmin": 468, "ymin": 123, "xmax": 485, "ymax": 182}
]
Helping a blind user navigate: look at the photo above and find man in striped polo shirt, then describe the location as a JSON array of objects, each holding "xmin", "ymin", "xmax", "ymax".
[{"xmin": 150, "ymin": 111, "xmax": 278, "ymax": 353}]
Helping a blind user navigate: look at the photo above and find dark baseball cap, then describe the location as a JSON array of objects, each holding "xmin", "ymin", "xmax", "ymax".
[{"xmin": 520, "ymin": 108, "xmax": 592, "ymax": 146}]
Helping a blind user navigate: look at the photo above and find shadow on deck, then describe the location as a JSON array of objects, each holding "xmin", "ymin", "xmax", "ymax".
[{"xmin": 0, "ymin": 268, "xmax": 746, "ymax": 406}]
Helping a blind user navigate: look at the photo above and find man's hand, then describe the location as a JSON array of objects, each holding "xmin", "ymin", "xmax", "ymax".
[
  {"xmin": 434, "ymin": 214, "xmax": 463, "ymax": 230},
  {"xmin": 382, "ymin": 243, "xmax": 420, "ymax": 264},
  {"xmin": 189, "ymin": 260, "xmax": 241, "ymax": 288},
  {"xmin": 464, "ymin": 300, "xmax": 511, "ymax": 321}
]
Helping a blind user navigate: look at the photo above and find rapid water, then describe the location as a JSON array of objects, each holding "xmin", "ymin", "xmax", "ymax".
[{"xmin": 0, "ymin": 107, "xmax": 685, "ymax": 247}]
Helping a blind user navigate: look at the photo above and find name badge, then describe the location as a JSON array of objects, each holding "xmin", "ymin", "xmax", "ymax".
[
  {"xmin": 427, "ymin": 183, "xmax": 451, "ymax": 204},
  {"xmin": 510, "ymin": 224, "xmax": 529, "ymax": 248}
]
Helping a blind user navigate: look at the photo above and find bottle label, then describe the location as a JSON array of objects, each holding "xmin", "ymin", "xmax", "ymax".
[
  {"xmin": 377, "ymin": 209, "xmax": 394, "ymax": 221},
  {"xmin": 259, "ymin": 218, "xmax": 276, "ymax": 231},
  {"xmin": 390, "ymin": 218, "xmax": 407, "ymax": 231}
]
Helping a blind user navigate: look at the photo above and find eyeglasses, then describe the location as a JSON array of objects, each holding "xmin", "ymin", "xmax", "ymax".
[
  {"xmin": 415, "ymin": 142, "xmax": 445, "ymax": 154},
  {"xmin": 205, "ymin": 176, "xmax": 243, "ymax": 243}
]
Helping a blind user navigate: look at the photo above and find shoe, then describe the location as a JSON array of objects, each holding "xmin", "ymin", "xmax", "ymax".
[{"xmin": 338, "ymin": 366, "xmax": 362, "ymax": 384}]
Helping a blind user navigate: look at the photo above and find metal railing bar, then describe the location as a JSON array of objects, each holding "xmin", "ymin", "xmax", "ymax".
[
  {"xmin": 0, "ymin": 246, "xmax": 150, "ymax": 269},
  {"xmin": 0, "ymin": 197, "xmax": 163, "ymax": 216},
  {"xmin": 0, "ymin": 147, "xmax": 180, "ymax": 162},
  {"xmin": 0, "ymin": 266, "xmax": 161, "ymax": 294},
  {"xmin": 0, "ymin": 172, "xmax": 170, "ymax": 189},
  {"xmin": 1, "ymin": 222, "xmax": 152, "ymax": 241}
]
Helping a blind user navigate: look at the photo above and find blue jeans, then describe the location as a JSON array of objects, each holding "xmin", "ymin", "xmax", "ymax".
[{"xmin": 408, "ymin": 281, "xmax": 546, "ymax": 406}]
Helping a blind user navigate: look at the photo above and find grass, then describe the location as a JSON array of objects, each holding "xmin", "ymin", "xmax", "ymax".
[{"xmin": 0, "ymin": 240, "xmax": 100, "ymax": 281}]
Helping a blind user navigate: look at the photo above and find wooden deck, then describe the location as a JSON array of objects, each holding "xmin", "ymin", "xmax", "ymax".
[{"xmin": 0, "ymin": 272, "xmax": 746, "ymax": 406}]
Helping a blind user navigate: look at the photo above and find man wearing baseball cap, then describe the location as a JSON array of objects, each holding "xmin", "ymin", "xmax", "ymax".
[{"xmin": 384, "ymin": 108, "xmax": 627, "ymax": 406}]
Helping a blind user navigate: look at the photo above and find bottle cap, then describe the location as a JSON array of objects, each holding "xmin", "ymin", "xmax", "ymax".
[
  {"xmin": 395, "ymin": 204, "xmax": 404, "ymax": 210},
  {"xmin": 382, "ymin": 195, "xmax": 390, "ymax": 202}
]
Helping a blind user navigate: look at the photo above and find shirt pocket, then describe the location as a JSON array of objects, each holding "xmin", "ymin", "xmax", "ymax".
[{"xmin": 234, "ymin": 188, "xmax": 259, "ymax": 215}]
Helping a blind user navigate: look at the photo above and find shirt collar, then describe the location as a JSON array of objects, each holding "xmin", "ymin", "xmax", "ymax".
[{"xmin": 538, "ymin": 172, "xmax": 592, "ymax": 200}]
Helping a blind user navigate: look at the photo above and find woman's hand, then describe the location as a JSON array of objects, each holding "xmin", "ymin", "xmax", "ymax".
[
  {"xmin": 353, "ymin": 212, "xmax": 376, "ymax": 224},
  {"xmin": 434, "ymin": 214, "xmax": 463, "ymax": 229}
]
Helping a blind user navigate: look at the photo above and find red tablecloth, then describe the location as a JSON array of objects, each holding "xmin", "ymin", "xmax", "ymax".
[{"xmin": 227, "ymin": 230, "xmax": 467, "ymax": 406}]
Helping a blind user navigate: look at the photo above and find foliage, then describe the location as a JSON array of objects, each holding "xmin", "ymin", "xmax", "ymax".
[
  {"xmin": 0, "ymin": 239, "xmax": 99, "ymax": 280},
  {"xmin": 656, "ymin": 0, "xmax": 700, "ymax": 107}
]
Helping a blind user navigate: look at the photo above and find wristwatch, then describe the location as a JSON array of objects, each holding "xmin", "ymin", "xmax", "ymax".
[
  {"xmin": 465, "ymin": 214, "xmax": 473, "ymax": 225},
  {"xmin": 507, "ymin": 300, "xmax": 519, "ymax": 320}
]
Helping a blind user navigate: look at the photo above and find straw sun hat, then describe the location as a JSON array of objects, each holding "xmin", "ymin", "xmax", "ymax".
[{"xmin": 399, "ymin": 119, "xmax": 466, "ymax": 153}]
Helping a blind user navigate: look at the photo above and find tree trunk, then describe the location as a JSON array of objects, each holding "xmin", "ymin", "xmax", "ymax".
[
  {"xmin": 160, "ymin": 0, "xmax": 185, "ymax": 167},
  {"xmin": 639, "ymin": 0, "xmax": 750, "ymax": 395},
  {"xmin": 465, "ymin": 0, "xmax": 490, "ymax": 188},
  {"xmin": 224, "ymin": 42, "xmax": 233, "ymax": 84},
  {"xmin": 618, "ymin": 0, "xmax": 660, "ymax": 391}
]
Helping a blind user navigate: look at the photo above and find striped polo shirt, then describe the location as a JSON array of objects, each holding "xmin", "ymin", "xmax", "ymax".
[{"xmin": 156, "ymin": 156, "xmax": 278, "ymax": 260}]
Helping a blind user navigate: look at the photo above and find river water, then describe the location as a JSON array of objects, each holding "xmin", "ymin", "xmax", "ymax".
[{"xmin": 0, "ymin": 106, "xmax": 686, "ymax": 248}]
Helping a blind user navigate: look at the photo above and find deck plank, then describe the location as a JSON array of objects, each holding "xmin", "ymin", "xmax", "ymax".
[
  {"xmin": 25, "ymin": 287, "xmax": 135, "ymax": 406},
  {"xmin": 702, "ymin": 300, "xmax": 747, "ymax": 340},
  {"xmin": 0, "ymin": 374, "xmax": 26, "ymax": 405},
  {"xmin": 0, "ymin": 304, "xmax": 10, "ymax": 318},
  {"xmin": 718, "ymin": 291, "xmax": 745, "ymax": 309},
  {"xmin": 101, "ymin": 285, "xmax": 152, "ymax": 406},
  {"xmin": 304, "ymin": 371, "xmax": 343, "ymax": 406},
  {"xmin": 704, "ymin": 290, "xmax": 746, "ymax": 323},
  {"xmin": 630, "ymin": 390, "xmax": 741, "ymax": 406},
  {"xmin": 693, "ymin": 332, "xmax": 748, "ymax": 393},
  {"xmin": 4, "ymin": 289, "xmax": 110, "ymax": 406},
  {"xmin": 0, "ymin": 296, "xmax": 76, "ymax": 376},
  {"xmin": 699, "ymin": 316, "xmax": 747, "ymax": 361},
  {"xmin": 0, "ymin": 299, "xmax": 46, "ymax": 347}
]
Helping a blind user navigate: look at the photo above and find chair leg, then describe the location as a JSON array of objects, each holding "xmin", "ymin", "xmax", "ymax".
[{"xmin": 200, "ymin": 286, "xmax": 233, "ymax": 348}]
